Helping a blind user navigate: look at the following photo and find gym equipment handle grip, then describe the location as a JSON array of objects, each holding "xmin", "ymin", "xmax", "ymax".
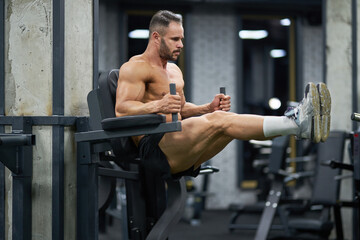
[
  {"xmin": 170, "ymin": 83, "xmax": 178, "ymax": 122},
  {"xmin": 352, "ymin": 112, "xmax": 360, "ymax": 122},
  {"xmin": 220, "ymin": 87, "xmax": 226, "ymax": 110},
  {"xmin": 220, "ymin": 87, "xmax": 226, "ymax": 95}
]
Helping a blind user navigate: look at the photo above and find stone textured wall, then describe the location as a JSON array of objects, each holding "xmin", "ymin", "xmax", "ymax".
[
  {"xmin": 302, "ymin": 22, "xmax": 323, "ymax": 84},
  {"xmin": 4, "ymin": 0, "xmax": 93, "ymax": 239},
  {"xmin": 5, "ymin": 1, "xmax": 53, "ymax": 239},
  {"xmin": 326, "ymin": 0, "xmax": 352, "ymax": 238}
]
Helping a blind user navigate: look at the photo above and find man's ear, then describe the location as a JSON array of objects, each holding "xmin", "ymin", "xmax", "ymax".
[{"xmin": 152, "ymin": 31, "xmax": 161, "ymax": 43}]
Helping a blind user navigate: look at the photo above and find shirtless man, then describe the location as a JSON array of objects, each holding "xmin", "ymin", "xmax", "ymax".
[{"xmin": 115, "ymin": 10, "xmax": 331, "ymax": 179}]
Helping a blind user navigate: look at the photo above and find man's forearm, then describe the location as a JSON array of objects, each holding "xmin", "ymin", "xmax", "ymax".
[
  {"xmin": 181, "ymin": 102, "xmax": 212, "ymax": 119},
  {"xmin": 116, "ymin": 100, "xmax": 161, "ymax": 117}
]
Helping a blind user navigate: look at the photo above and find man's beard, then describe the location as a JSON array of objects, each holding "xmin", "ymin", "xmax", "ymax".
[{"xmin": 159, "ymin": 38, "xmax": 180, "ymax": 61}]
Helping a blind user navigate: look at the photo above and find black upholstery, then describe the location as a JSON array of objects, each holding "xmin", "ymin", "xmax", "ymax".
[
  {"xmin": 102, "ymin": 115, "xmax": 165, "ymax": 130},
  {"xmin": 98, "ymin": 70, "xmax": 118, "ymax": 119}
]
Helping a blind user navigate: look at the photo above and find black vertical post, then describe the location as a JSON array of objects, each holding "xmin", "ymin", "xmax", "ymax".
[
  {"xmin": 76, "ymin": 118, "xmax": 95, "ymax": 240},
  {"xmin": 352, "ymin": 0, "xmax": 358, "ymax": 132},
  {"xmin": 352, "ymin": 1, "xmax": 359, "ymax": 238},
  {"xmin": 0, "ymin": 0, "xmax": 4, "ymax": 117},
  {"xmin": 53, "ymin": 0, "xmax": 65, "ymax": 239},
  {"xmin": 0, "ymin": 1, "xmax": 5, "ymax": 239},
  {"xmin": 184, "ymin": 12, "xmax": 192, "ymax": 101},
  {"xmin": 236, "ymin": 15, "xmax": 244, "ymax": 187},
  {"xmin": 11, "ymin": 117, "xmax": 33, "ymax": 240},
  {"xmin": 93, "ymin": 0, "xmax": 99, "ymax": 89}
]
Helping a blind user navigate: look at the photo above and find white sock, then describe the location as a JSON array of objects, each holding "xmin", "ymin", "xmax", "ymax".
[{"xmin": 263, "ymin": 116, "xmax": 299, "ymax": 138}]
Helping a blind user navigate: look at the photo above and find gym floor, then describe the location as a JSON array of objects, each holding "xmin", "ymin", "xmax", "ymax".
[{"xmin": 99, "ymin": 209, "xmax": 285, "ymax": 240}]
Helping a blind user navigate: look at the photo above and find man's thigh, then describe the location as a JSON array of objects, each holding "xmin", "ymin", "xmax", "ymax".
[{"xmin": 159, "ymin": 113, "xmax": 227, "ymax": 172}]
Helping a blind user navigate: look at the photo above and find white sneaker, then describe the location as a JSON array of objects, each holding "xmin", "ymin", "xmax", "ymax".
[
  {"xmin": 317, "ymin": 83, "xmax": 331, "ymax": 142},
  {"xmin": 285, "ymin": 82, "xmax": 321, "ymax": 143}
]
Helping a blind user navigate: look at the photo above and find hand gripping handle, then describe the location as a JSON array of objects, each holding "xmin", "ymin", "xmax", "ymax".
[
  {"xmin": 170, "ymin": 83, "xmax": 178, "ymax": 122},
  {"xmin": 220, "ymin": 87, "xmax": 226, "ymax": 110},
  {"xmin": 220, "ymin": 87, "xmax": 226, "ymax": 95}
]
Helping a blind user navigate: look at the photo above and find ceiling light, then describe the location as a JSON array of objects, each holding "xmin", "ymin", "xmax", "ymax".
[
  {"xmin": 270, "ymin": 49, "xmax": 286, "ymax": 58},
  {"xmin": 280, "ymin": 18, "xmax": 291, "ymax": 26},
  {"xmin": 239, "ymin": 30, "xmax": 268, "ymax": 40},
  {"xmin": 128, "ymin": 29, "xmax": 149, "ymax": 39},
  {"xmin": 268, "ymin": 98, "xmax": 281, "ymax": 110}
]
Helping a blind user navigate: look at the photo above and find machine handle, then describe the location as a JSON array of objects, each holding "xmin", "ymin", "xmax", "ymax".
[
  {"xmin": 220, "ymin": 87, "xmax": 226, "ymax": 95},
  {"xmin": 170, "ymin": 83, "xmax": 178, "ymax": 122},
  {"xmin": 351, "ymin": 112, "xmax": 360, "ymax": 122},
  {"xmin": 220, "ymin": 87, "xmax": 226, "ymax": 110}
]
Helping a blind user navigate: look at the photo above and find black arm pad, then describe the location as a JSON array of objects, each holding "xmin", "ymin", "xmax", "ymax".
[{"xmin": 101, "ymin": 114, "xmax": 166, "ymax": 130}]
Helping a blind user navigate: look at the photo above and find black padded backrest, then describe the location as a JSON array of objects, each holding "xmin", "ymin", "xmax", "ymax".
[
  {"xmin": 268, "ymin": 136, "xmax": 290, "ymax": 174},
  {"xmin": 96, "ymin": 69, "xmax": 138, "ymax": 161},
  {"xmin": 312, "ymin": 131, "xmax": 347, "ymax": 205}
]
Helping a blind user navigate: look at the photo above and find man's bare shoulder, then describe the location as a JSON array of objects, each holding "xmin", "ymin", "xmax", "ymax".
[
  {"xmin": 167, "ymin": 62, "xmax": 182, "ymax": 73},
  {"xmin": 122, "ymin": 55, "xmax": 152, "ymax": 70},
  {"xmin": 119, "ymin": 56, "xmax": 152, "ymax": 81}
]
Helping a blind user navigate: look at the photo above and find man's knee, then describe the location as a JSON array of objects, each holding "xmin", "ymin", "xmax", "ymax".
[
  {"xmin": 204, "ymin": 111, "xmax": 232, "ymax": 130},
  {"xmin": 206, "ymin": 110, "xmax": 231, "ymax": 119}
]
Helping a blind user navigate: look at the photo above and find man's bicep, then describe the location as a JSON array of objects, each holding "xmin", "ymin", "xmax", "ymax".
[
  {"xmin": 115, "ymin": 68, "xmax": 146, "ymax": 115},
  {"xmin": 117, "ymin": 67, "xmax": 146, "ymax": 101}
]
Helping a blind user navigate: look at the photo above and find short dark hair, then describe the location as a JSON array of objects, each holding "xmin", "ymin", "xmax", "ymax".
[{"xmin": 149, "ymin": 10, "xmax": 182, "ymax": 36}]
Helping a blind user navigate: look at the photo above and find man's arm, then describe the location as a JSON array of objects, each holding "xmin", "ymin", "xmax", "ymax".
[
  {"xmin": 180, "ymin": 93, "xmax": 231, "ymax": 119},
  {"xmin": 115, "ymin": 62, "xmax": 181, "ymax": 117}
]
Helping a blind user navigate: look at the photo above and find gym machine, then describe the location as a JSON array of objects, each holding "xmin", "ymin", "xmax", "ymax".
[
  {"xmin": 75, "ymin": 69, "xmax": 184, "ymax": 240},
  {"xmin": 0, "ymin": 118, "xmax": 35, "ymax": 240}
]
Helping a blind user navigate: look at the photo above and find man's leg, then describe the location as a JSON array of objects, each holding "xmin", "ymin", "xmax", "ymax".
[
  {"xmin": 160, "ymin": 112, "xmax": 285, "ymax": 173},
  {"xmin": 160, "ymin": 82, "xmax": 331, "ymax": 174}
]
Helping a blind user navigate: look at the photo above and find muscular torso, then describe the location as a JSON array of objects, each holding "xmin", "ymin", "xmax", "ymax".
[
  {"xmin": 143, "ymin": 63, "xmax": 185, "ymax": 121},
  {"xmin": 116, "ymin": 54, "xmax": 185, "ymax": 145}
]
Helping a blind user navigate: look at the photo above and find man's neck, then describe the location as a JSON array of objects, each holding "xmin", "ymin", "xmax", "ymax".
[{"xmin": 143, "ymin": 46, "xmax": 168, "ymax": 69}]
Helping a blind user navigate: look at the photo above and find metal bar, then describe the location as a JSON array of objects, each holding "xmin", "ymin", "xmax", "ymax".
[
  {"xmin": 0, "ymin": 162, "xmax": 4, "ymax": 240},
  {"xmin": 74, "ymin": 122, "xmax": 182, "ymax": 143},
  {"xmin": 89, "ymin": 156, "xmax": 99, "ymax": 240},
  {"xmin": 0, "ymin": 124, "xmax": 4, "ymax": 240},
  {"xmin": 352, "ymin": 2, "xmax": 359, "ymax": 238},
  {"xmin": 98, "ymin": 167, "xmax": 139, "ymax": 180},
  {"xmin": 93, "ymin": 0, "xmax": 99, "ymax": 89},
  {"xmin": 0, "ymin": 8, "xmax": 5, "ymax": 218},
  {"xmin": 184, "ymin": 12, "xmax": 192, "ymax": 101},
  {"xmin": 52, "ymin": 125, "xmax": 64, "ymax": 240},
  {"xmin": 333, "ymin": 205, "xmax": 344, "ymax": 240},
  {"xmin": 0, "ymin": 116, "xmax": 77, "ymax": 126},
  {"xmin": 236, "ymin": 15, "xmax": 244, "ymax": 187},
  {"xmin": 0, "ymin": 0, "xmax": 4, "ymax": 116},
  {"xmin": 11, "ymin": 117, "xmax": 33, "ymax": 240},
  {"xmin": 352, "ymin": 0, "xmax": 358, "ymax": 131},
  {"xmin": 76, "ymin": 118, "xmax": 92, "ymax": 240},
  {"xmin": 53, "ymin": 0, "xmax": 65, "ymax": 116},
  {"xmin": 0, "ymin": 134, "xmax": 35, "ymax": 146},
  {"xmin": 53, "ymin": 2, "xmax": 65, "ymax": 238},
  {"xmin": 12, "ymin": 177, "xmax": 32, "ymax": 240},
  {"xmin": 0, "ymin": 147, "xmax": 19, "ymax": 174},
  {"xmin": 254, "ymin": 181, "xmax": 283, "ymax": 240}
]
